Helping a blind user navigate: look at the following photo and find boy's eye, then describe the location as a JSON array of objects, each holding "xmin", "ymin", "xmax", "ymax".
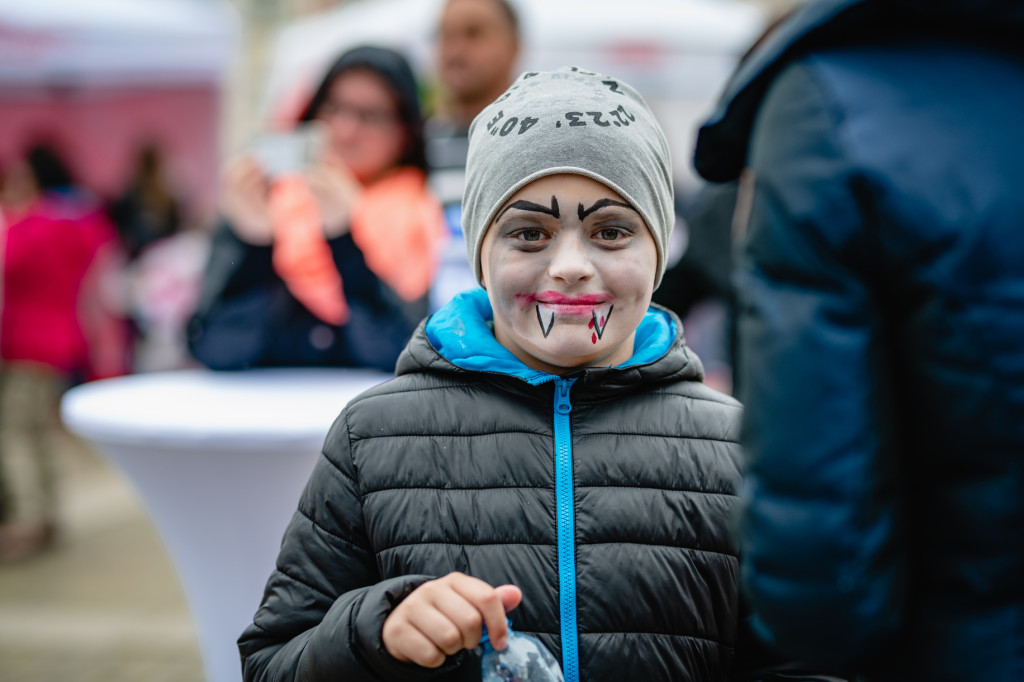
[
  {"xmin": 517, "ymin": 229, "xmax": 544, "ymax": 242},
  {"xmin": 598, "ymin": 228, "xmax": 624, "ymax": 241}
]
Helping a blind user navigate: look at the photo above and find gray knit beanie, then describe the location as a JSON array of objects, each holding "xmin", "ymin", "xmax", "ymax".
[{"xmin": 463, "ymin": 66, "xmax": 674, "ymax": 288}]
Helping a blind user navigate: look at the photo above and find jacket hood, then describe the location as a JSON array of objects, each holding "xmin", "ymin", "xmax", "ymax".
[
  {"xmin": 396, "ymin": 288, "xmax": 704, "ymax": 392},
  {"xmin": 694, "ymin": 0, "xmax": 1024, "ymax": 183}
]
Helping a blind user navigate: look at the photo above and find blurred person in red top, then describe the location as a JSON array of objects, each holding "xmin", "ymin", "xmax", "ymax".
[{"xmin": 0, "ymin": 142, "xmax": 126, "ymax": 562}]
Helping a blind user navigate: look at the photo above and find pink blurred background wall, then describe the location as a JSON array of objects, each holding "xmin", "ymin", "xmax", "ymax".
[{"xmin": 0, "ymin": 85, "xmax": 220, "ymax": 218}]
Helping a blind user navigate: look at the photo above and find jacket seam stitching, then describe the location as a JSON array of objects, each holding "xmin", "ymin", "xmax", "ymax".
[
  {"xmin": 275, "ymin": 564, "xmax": 335, "ymax": 601},
  {"xmin": 576, "ymin": 484, "xmax": 734, "ymax": 496},
  {"xmin": 350, "ymin": 430, "xmax": 546, "ymax": 442},
  {"xmin": 345, "ymin": 410, "xmax": 358, "ymax": 492},
  {"xmin": 348, "ymin": 383, "xmax": 483, "ymax": 402},
  {"xmin": 362, "ymin": 484, "xmax": 552, "ymax": 497},
  {"xmin": 374, "ymin": 540, "xmax": 735, "ymax": 558},
  {"xmin": 581, "ymin": 542, "xmax": 737, "ymax": 558},
  {"xmin": 359, "ymin": 482, "xmax": 735, "ymax": 496},
  {"xmin": 248, "ymin": 620, "xmax": 271, "ymax": 635},
  {"xmin": 644, "ymin": 391, "xmax": 742, "ymax": 408},
  {"xmin": 574, "ymin": 433, "xmax": 738, "ymax": 444},
  {"xmin": 319, "ymin": 446, "xmax": 358, "ymax": 486},
  {"xmin": 353, "ymin": 386, "xmax": 739, "ymax": 408},
  {"xmin": 580, "ymin": 631, "xmax": 734, "ymax": 649},
  {"xmin": 345, "ymin": 590, "xmax": 370, "ymax": 673},
  {"xmin": 377, "ymin": 540, "xmax": 555, "ymax": 553},
  {"xmin": 296, "ymin": 507, "xmax": 371, "ymax": 555}
]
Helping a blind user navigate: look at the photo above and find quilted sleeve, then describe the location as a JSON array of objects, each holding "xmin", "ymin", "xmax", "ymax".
[
  {"xmin": 237, "ymin": 410, "xmax": 460, "ymax": 682},
  {"xmin": 735, "ymin": 58, "xmax": 908, "ymax": 669}
]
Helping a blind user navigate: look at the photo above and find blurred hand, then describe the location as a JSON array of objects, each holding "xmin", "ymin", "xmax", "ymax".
[
  {"xmin": 219, "ymin": 157, "xmax": 273, "ymax": 245},
  {"xmin": 305, "ymin": 150, "xmax": 361, "ymax": 239},
  {"xmin": 382, "ymin": 572, "xmax": 523, "ymax": 668}
]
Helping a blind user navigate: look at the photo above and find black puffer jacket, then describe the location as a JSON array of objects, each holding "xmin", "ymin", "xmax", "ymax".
[{"xmin": 238, "ymin": 290, "xmax": 841, "ymax": 681}]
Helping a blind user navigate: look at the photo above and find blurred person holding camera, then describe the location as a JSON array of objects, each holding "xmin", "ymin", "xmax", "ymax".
[{"xmin": 188, "ymin": 45, "xmax": 446, "ymax": 372}]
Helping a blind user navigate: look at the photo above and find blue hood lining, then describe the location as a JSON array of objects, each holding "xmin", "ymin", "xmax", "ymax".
[{"xmin": 426, "ymin": 288, "xmax": 675, "ymax": 385}]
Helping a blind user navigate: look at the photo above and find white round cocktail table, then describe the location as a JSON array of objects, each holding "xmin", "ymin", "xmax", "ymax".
[{"xmin": 61, "ymin": 367, "xmax": 391, "ymax": 682}]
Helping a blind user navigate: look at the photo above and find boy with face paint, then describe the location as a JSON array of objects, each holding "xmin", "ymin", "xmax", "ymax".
[{"xmin": 238, "ymin": 69, "xmax": 843, "ymax": 682}]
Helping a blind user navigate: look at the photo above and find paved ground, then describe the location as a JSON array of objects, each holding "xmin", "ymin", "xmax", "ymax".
[{"xmin": 0, "ymin": 431, "xmax": 206, "ymax": 682}]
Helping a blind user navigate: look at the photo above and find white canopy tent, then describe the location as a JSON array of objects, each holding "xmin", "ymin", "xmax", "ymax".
[
  {"xmin": 0, "ymin": 0, "xmax": 237, "ymax": 86},
  {"xmin": 0, "ymin": 0, "xmax": 238, "ymax": 216},
  {"xmin": 263, "ymin": 0, "xmax": 766, "ymax": 187}
]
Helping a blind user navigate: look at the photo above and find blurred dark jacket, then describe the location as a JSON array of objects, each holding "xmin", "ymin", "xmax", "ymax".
[
  {"xmin": 694, "ymin": 0, "xmax": 1024, "ymax": 679},
  {"xmin": 187, "ymin": 221, "xmax": 423, "ymax": 372}
]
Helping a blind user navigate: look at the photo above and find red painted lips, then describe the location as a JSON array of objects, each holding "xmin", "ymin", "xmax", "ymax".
[{"xmin": 518, "ymin": 291, "xmax": 612, "ymax": 316}]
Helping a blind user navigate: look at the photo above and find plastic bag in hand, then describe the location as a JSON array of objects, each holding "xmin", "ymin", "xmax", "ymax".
[{"xmin": 479, "ymin": 623, "xmax": 564, "ymax": 682}]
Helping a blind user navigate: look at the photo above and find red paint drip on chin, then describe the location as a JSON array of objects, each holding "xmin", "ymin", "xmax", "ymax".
[
  {"xmin": 592, "ymin": 332, "xmax": 597, "ymax": 344},
  {"xmin": 588, "ymin": 318, "xmax": 594, "ymax": 329}
]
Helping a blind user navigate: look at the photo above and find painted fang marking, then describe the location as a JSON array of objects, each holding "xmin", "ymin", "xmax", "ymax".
[
  {"xmin": 536, "ymin": 305, "xmax": 555, "ymax": 338},
  {"xmin": 591, "ymin": 305, "xmax": 613, "ymax": 340}
]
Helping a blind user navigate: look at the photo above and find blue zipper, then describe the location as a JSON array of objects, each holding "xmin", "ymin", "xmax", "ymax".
[{"xmin": 553, "ymin": 377, "xmax": 579, "ymax": 682}]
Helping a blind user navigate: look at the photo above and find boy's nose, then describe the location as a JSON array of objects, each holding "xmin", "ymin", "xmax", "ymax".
[{"xmin": 547, "ymin": 234, "xmax": 595, "ymax": 283}]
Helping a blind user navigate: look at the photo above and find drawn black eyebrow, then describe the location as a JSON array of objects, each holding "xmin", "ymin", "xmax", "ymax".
[
  {"xmin": 495, "ymin": 196, "xmax": 560, "ymax": 222},
  {"xmin": 578, "ymin": 199, "xmax": 636, "ymax": 221}
]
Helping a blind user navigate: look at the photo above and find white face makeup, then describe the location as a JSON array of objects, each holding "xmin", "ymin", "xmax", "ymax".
[{"xmin": 480, "ymin": 174, "xmax": 658, "ymax": 375}]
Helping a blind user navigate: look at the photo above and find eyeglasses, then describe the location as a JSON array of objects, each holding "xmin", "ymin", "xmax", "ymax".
[{"xmin": 317, "ymin": 99, "xmax": 399, "ymax": 128}]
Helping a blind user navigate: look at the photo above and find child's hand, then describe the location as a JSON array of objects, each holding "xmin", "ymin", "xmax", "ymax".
[{"xmin": 382, "ymin": 572, "xmax": 522, "ymax": 668}]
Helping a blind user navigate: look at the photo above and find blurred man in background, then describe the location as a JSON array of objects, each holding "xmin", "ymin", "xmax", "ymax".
[
  {"xmin": 434, "ymin": 0, "xmax": 520, "ymax": 131},
  {"xmin": 426, "ymin": 0, "xmax": 520, "ymax": 310},
  {"xmin": 694, "ymin": 0, "xmax": 1024, "ymax": 679}
]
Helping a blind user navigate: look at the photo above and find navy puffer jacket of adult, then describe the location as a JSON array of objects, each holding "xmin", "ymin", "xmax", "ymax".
[
  {"xmin": 694, "ymin": 1, "xmax": 1024, "ymax": 679},
  {"xmin": 237, "ymin": 289, "xmax": 844, "ymax": 682}
]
